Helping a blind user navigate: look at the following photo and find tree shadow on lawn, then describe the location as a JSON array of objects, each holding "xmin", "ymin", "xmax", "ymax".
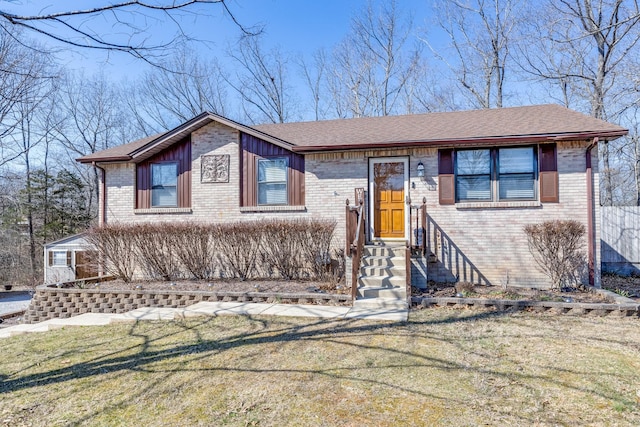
[{"xmin": 1, "ymin": 309, "xmax": 635, "ymax": 424}]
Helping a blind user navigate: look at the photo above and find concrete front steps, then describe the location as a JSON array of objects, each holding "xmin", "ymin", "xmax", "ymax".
[{"xmin": 353, "ymin": 245, "xmax": 409, "ymax": 310}]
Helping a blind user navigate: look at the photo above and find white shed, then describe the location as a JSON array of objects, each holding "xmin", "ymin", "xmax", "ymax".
[{"xmin": 43, "ymin": 233, "xmax": 97, "ymax": 284}]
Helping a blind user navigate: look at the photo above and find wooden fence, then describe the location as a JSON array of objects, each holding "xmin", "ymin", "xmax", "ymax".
[{"xmin": 601, "ymin": 206, "xmax": 640, "ymax": 275}]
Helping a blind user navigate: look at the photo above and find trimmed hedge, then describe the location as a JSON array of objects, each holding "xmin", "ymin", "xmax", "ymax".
[{"xmin": 85, "ymin": 219, "xmax": 339, "ymax": 282}]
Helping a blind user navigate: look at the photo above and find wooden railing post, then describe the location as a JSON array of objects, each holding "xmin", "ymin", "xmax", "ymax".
[
  {"xmin": 421, "ymin": 197, "xmax": 427, "ymax": 256},
  {"xmin": 350, "ymin": 200, "xmax": 365, "ymax": 302},
  {"xmin": 345, "ymin": 199, "xmax": 351, "ymax": 255},
  {"xmin": 405, "ymin": 242, "xmax": 412, "ymax": 304}
]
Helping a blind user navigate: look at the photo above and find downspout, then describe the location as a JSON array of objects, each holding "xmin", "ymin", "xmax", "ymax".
[
  {"xmin": 92, "ymin": 162, "xmax": 106, "ymax": 226},
  {"xmin": 586, "ymin": 138, "xmax": 598, "ymax": 287}
]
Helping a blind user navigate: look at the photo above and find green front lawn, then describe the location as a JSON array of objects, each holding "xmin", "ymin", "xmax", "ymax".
[{"xmin": 1, "ymin": 309, "xmax": 639, "ymax": 426}]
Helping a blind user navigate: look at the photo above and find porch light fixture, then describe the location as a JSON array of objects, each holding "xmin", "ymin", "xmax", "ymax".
[{"xmin": 416, "ymin": 161, "xmax": 425, "ymax": 177}]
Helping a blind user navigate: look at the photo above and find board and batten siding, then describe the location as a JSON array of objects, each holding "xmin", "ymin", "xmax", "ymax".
[
  {"xmin": 135, "ymin": 136, "xmax": 192, "ymax": 209},
  {"xmin": 601, "ymin": 206, "xmax": 640, "ymax": 275},
  {"xmin": 239, "ymin": 133, "xmax": 305, "ymax": 207}
]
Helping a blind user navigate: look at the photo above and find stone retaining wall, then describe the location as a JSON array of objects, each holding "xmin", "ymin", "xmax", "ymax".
[
  {"xmin": 24, "ymin": 285, "xmax": 351, "ymax": 324},
  {"xmin": 411, "ymin": 296, "xmax": 640, "ymax": 317},
  {"xmin": 22, "ymin": 283, "xmax": 640, "ymax": 323}
]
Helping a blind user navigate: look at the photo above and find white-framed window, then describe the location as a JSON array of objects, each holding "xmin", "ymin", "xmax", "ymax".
[
  {"xmin": 258, "ymin": 157, "xmax": 288, "ymax": 205},
  {"xmin": 51, "ymin": 251, "xmax": 69, "ymax": 267},
  {"xmin": 151, "ymin": 162, "xmax": 178, "ymax": 207},
  {"xmin": 456, "ymin": 146, "xmax": 536, "ymax": 202}
]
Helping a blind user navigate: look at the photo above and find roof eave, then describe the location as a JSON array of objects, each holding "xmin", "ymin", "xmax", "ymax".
[
  {"xmin": 130, "ymin": 113, "xmax": 296, "ymax": 162},
  {"xmin": 291, "ymin": 129, "xmax": 629, "ymax": 153},
  {"xmin": 77, "ymin": 112, "xmax": 298, "ymax": 165},
  {"xmin": 77, "ymin": 155, "xmax": 132, "ymax": 164}
]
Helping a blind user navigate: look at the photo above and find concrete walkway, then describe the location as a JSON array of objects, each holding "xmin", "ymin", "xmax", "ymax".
[{"xmin": 0, "ymin": 301, "xmax": 408, "ymax": 339}]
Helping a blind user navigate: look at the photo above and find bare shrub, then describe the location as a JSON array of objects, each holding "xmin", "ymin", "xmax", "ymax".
[
  {"xmin": 85, "ymin": 224, "xmax": 138, "ymax": 282},
  {"xmin": 213, "ymin": 222, "xmax": 263, "ymax": 280},
  {"xmin": 524, "ymin": 220, "xmax": 586, "ymax": 289},
  {"xmin": 84, "ymin": 219, "xmax": 339, "ymax": 283},
  {"xmin": 302, "ymin": 219, "xmax": 337, "ymax": 280},
  {"xmin": 259, "ymin": 218, "xmax": 337, "ymax": 280},
  {"xmin": 261, "ymin": 219, "xmax": 306, "ymax": 280},
  {"xmin": 133, "ymin": 223, "xmax": 181, "ymax": 281},
  {"xmin": 171, "ymin": 222, "xmax": 217, "ymax": 280},
  {"xmin": 455, "ymin": 282, "xmax": 475, "ymax": 294}
]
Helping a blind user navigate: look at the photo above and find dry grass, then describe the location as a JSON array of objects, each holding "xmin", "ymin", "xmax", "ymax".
[{"xmin": 1, "ymin": 309, "xmax": 639, "ymax": 426}]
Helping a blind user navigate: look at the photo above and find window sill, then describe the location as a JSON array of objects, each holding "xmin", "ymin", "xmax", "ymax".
[
  {"xmin": 134, "ymin": 207, "xmax": 193, "ymax": 215},
  {"xmin": 456, "ymin": 200, "xmax": 541, "ymax": 209},
  {"xmin": 240, "ymin": 205, "xmax": 307, "ymax": 213}
]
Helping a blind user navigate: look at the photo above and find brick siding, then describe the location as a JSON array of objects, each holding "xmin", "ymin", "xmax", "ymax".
[{"xmin": 100, "ymin": 122, "xmax": 600, "ymax": 289}]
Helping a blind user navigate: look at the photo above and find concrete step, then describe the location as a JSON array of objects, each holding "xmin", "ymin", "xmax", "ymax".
[
  {"xmin": 360, "ymin": 265, "xmax": 406, "ymax": 277},
  {"xmin": 355, "ymin": 245, "xmax": 408, "ymax": 307},
  {"xmin": 353, "ymin": 298, "xmax": 408, "ymax": 310},
  {"xmin": 358, "ymin": 274, "xmax": 406, "ymax": 288},
  {"xmin": 363, "ymin": 246, "xmax": 407, "ymax": 258},
  {"xmin": 357, "ymin": 284, "xmax": 407, "ymax": 299},
  {"xmin": 361, "ymin": 255, "xmax": 405, "ymax": 267}
]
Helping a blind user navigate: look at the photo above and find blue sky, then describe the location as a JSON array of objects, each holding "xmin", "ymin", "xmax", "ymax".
[{"xmin": 8, "ymin": 0, "xmax": 436, "ymax": 80}]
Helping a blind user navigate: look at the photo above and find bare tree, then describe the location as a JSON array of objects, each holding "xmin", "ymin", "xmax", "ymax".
[
  {"xmin": 6, "ymin": 73, "xmax": 57, "ymax": 278},
  {"xmin": 128, "ymin": 48, "xmax": 230, "ymax": 133},
  {"xmin": 401, "ymin": 58, "xmax": 460, "ymax": 113},
  {"xmin": 520, "ymin": 0, "xmax": 640, "ymax": 205},
  {"xmin": 328, "ymin": 0, "xmax": 422, "ymax": 117},
  {"xmin": 55, "ymin": 73, "xmax": 133, "ymax": 214},
  {"xmin": 328, "ymin": 35, "xmax": 377, "ymax": 118},
  {"xmin": 227, "ymin": 35, "xmax": 297, "ymax": 124},
  {"xmin": 427, "ymin": 0, "xmax": 519, "ymax": 109},
  {"xmin": 298, "ymin": 49, "xmax": 329, "ymax": 121},
  {"xmin": 0, "ymin": 30, "xmax": 54, "ymax": 166},
  {"xmin": 0, "ymin": 1, "xmax": 256, "ymax": 68}
]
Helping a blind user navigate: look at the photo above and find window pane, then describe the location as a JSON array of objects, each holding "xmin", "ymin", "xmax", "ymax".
[
  {"xmin": 53, "ymin": 251, "xmax": 67, "ymax": 266},
  {"xmin": 152, "ymin": 163, "xmax": 178, "ymax": 207},
  {"xmin": 499, "ymin": 148, "xmax": 533, "ymax": 173},
  {"xmin": 457, "ymin": 176, "xmax": 491, "ymax": 200},
  {"xmin": 152, "ymin": 187, "xmax": 177, "ymax": 206},
  {"xmin": 258, "ymin": 183, "xmax": 287, "ymax": 205},
  {"xmin": 499, "ymin": 174, "xmax": 535, "ymax": 199},
  {"xmin": 258, "ymin": 158, "xmax": 288, "ymax": 205},
  {"xmin": 258, "ymin": 158, "xmax": 287, "ymax": 182},
  {"xmin": 152, "ymin": 163, "xmax": 177, "ymax": 186},
  {"xmin": 457, "ymin": 150, "xmax": 490, "ymax": 175}
]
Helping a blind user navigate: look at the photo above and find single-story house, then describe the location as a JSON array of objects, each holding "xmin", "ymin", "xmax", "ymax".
[{"xmin": 46, "ymin": 104, "xmax": 627, "ymax": 291}]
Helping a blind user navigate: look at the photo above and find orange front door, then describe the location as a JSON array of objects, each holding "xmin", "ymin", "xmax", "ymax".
[{"xmin": 374, "ymin": 162, "xmax": 405, "ymax": 238}]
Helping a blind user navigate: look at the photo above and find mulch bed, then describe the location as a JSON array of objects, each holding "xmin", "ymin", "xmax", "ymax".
[
  {"xmin": 72, "ymin": 278, "xmax": 350, "ymax": 295},
  {"xmin": 414, "ymin": 281, "xmax": 613, "ymax": 304},
  {"xmin": 602, "ymin": 274, "xmax": 640, "ymax": 300}
]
